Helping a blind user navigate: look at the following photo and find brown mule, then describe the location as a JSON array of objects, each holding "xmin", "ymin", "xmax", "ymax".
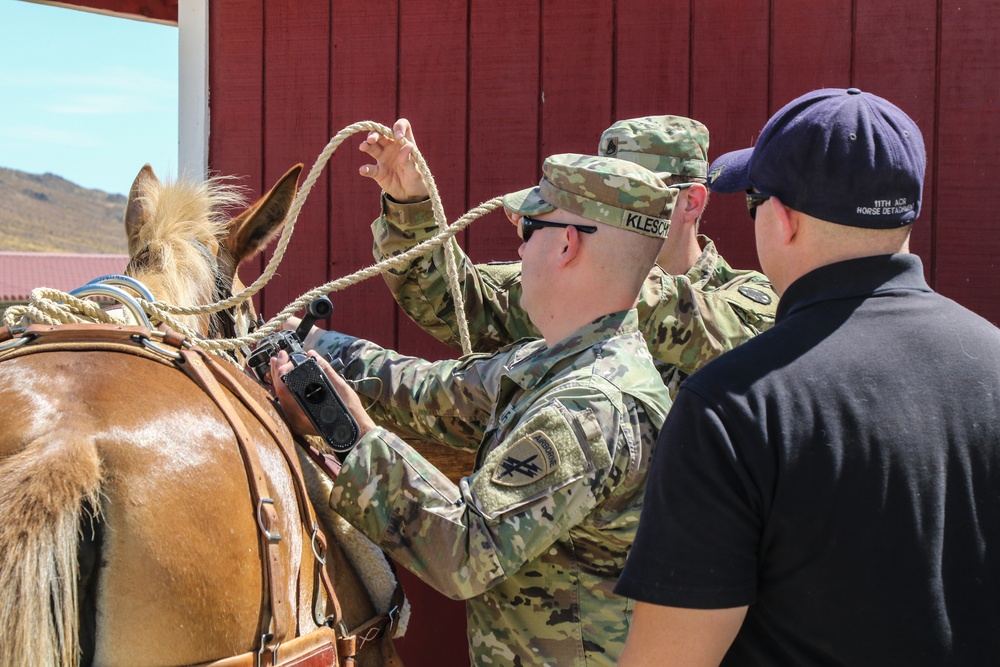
[{"xmin": 0, "ymin": 165, "xmax": 403, "ymax": 667}]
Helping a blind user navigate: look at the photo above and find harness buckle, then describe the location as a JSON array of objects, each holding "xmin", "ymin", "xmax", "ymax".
[
  {"xmin": 0, "ymin": 331, "xmax": 34, "ymax": 353},
  {"xmin": 256, "ymin": 498, "xmax": 282, "ymax": 542},
  {"xmin": 387, "ymin": 604, "xmax": 400, "ymax": 636},
  {"xmin": 310, "ymin": 521, "xmax": 327, "ymax": 565},
  {"xmin": 256, "ymin": 634, "xmax": 275, "ymax": 667}
]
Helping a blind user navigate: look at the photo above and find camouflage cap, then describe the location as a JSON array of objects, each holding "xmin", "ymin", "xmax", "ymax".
[
  {"xmin": 501, "ymin": 153, "xmax": 679, "ymax": 239},
  {"xmin": 597, "ymin": 116, "xmax": 710, "ymax": 179}
]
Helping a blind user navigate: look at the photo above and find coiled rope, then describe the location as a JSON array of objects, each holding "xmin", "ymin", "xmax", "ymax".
[{"xmin": 4, "ymin": 121, "xmax": 498, "ymax": 356}]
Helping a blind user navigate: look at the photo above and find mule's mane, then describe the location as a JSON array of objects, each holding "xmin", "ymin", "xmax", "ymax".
[{"xmin": 128, "ymin": 175, "xmax": 246, "ymax": 329}]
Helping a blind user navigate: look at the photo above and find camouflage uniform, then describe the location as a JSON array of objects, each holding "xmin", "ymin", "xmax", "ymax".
[
  {"xmin": 316, "ymin": 311, "xmax": 669, "ymax": 666},
  {"xmin": 309, "ymin": 156, "xmax": 676, "ymax": 665},
  {"xmin": 373, "ymin": 116, "xmax": 777, "ymax": 392}
]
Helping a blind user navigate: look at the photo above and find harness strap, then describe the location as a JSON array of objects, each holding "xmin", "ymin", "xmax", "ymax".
[
  {"xmin": 176, "ymin": 347, "xmax": 291, "ymax": 653},
  {"xmin": 0, "ymin": 324, "xmax": 178, "ymax": 365},
  {"xmin": 177, "ymin": 349, "xmax": 402, "ymax": 666},
  {"xmin": 295, "ymin": 439, "xmax": 407, "ymax": 662},
  {"xmin": 204, "ymin": 354, "xmax": 345, "ymax": 629},
  {"xmin": 205, "ymin": 355, "xmax": 405, "ymax": 665}
]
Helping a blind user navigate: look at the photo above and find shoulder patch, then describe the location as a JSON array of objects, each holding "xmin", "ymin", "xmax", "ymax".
[
  {"xmin": 737, "ymin": 284, "xmax": 773, "ymax": 305},
  {"xmin": 470, "ymin": 403, "xmax": 598, "ymax": 521},
  {"xmin": 491, "ymin": 430, "xmax": 560, "ymax": 487},
  {"xmin": 716, "ymin": 274, "xmax": 779, "ymax": 323}
]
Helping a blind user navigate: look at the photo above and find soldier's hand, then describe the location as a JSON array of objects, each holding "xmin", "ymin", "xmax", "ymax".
[
  {"xmin": 305, "ymin": 350, "xmax": 376, "ymax": 438},
  {"xmin": 269, "ymin": 351, "xmax": 318, "ymax": 436},
  {"xmin": 504, "ymin": 207, "xmax": 523, "ymax": 227},
  {"xmin": 359, "ymin": 118, "xmax": 430, "ymax": 203},
  {"xmin": 269, "ymin": 350, "xmax": 376, "ymax": 438}
]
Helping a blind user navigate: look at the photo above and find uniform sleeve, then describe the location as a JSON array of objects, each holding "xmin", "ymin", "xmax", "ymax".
[
  {"xmin": 615, "ymin": 385, "xmax": 762, "ymax": 609},
  {"xmin": 308, "ymin": 329, "xmax": 503, "ymax": 452},
  {"xmin": 639, "ymin": 267, "xmax": 778, "ymax": 381},
  {"xmin": 374, "ymin": 196, "xmax": 778, "ymax": 377},
  {"xmin": 331, "ymin": 390, "xmax": 621, "ymax": 601},
  {"xmin": 372, "ymin": 195, "xmax": 539, "ymax": 351}
]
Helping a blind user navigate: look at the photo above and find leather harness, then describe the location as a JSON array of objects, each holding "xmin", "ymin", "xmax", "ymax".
[{"xmin": 0, "ymin": 323, "xmax": 402, "ymax": 667}]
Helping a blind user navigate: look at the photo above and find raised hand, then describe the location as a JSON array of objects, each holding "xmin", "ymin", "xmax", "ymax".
[{"xmin": 358, "ymin": 118, "xmax": 430, "ymax": 203}]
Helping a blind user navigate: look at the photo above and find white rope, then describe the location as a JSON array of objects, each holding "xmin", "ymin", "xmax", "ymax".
[{"xmin": 5, "ymin": 121, "xmax": 499, "ymax": 356}]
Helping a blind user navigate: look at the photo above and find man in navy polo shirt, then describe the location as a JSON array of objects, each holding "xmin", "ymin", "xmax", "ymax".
[{"xmin": 615, "ymin": 88, "xmax": 1000, "ymax": 666}]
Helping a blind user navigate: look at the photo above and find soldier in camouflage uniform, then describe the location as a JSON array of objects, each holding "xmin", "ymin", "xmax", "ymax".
[
  {"xmin": 271, "ymin": 154, "xmax": 678, "ymax": 666},
  {"xmin": 359, "ymin": 116, "xmax": 778, "ymax": 394}
]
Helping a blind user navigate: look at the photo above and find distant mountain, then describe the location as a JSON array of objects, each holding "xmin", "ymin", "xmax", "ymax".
[{"xmin": 0, "ymin": 166, "xmax": 128, "ymax": 254}]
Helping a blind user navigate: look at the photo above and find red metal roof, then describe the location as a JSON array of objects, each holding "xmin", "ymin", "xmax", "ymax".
[
  {"xmin": 0, "ymin": 252, "xmax": 128, "ymax": 302},
  {"xmin": 38, "ymin": 1, "xmax": 177, "ymax": 25}
]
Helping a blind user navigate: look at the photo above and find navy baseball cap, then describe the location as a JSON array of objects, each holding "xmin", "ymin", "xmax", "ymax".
[{"xmin": 707, "ymin": 88, "xmax": 926, "ymax": 228}]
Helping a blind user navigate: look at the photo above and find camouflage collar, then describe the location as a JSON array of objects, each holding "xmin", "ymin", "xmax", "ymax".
[
  {"xmin": 649, "ymin": 235, "xmax": 720, "ymax": 286},
  {"xmin": 503, "ymin": 309, "xmax": 641, "ymax": 390},
  {"xmin": 689, "ymin": 235, "xmax": 721, "ymax": 284}
]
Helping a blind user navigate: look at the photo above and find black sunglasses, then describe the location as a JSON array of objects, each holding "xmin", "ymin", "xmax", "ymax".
[
  {"xmin": 745, "ymin": 191, "xmax": 770, "ymax": 220},
  {"xmin": 520, "ymin": 216, "xmax": 598, "ymax": 243}
]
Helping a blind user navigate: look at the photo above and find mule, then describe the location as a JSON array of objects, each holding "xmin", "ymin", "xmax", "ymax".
[{"xmin": 0, "ymin": 164, "xmax": 403, "ymax": 667}]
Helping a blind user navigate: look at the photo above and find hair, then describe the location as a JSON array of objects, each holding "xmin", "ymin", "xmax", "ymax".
[
  {"xmin": 663, "ymin": 174, "xmax": 706, "ymax": 187},
  {"xmin": 593, "ymin": 224, "xmax": 664, "ymax": 295}
]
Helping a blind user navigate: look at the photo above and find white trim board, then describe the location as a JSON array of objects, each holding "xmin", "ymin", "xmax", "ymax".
[{"xmin": 178, "ymin": 0, "xmax": 208, "ymax": 182}]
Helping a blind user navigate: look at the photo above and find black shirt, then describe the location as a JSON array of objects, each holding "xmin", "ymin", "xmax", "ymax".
[{"xmin": 617, "ymin": 254, "xmax": 1000, "ymax": 665}]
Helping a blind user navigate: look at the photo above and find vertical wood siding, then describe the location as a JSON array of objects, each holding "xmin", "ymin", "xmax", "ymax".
[
  {"xmin": 208, "ymin": 3, "xmax": 1000, "ymax": 665},
  {"xmin": 936, "ymin": 0, "xmax": 1000, "ymax": 319}
]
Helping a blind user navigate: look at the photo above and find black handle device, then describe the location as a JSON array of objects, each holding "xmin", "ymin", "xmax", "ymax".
[{"xmin": 246, "ymin": 297, "xmax": 360, "ymax": 460}]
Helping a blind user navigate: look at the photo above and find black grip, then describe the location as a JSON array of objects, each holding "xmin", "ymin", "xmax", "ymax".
[
  {"xmin": 280, "ymin": 357, "xmax": 359, "ymax": 458},
  {"xmin": 295, "ymin": 296, "xmax": 333, "ymax": 343}
]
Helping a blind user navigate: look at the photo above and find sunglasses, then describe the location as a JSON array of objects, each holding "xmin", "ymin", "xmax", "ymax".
[
  {"xmin": 519, "ymin": 216, "xmax": 598, "ymax": 243},
  {"xmin": 745, "ymin": 191, "xmax": 770, "ymax": 220}
]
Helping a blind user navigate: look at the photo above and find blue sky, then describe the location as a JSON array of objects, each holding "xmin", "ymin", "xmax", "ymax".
[{"xmin": 0, "ymin": 0, "xmax": 177, "ymax": 195}]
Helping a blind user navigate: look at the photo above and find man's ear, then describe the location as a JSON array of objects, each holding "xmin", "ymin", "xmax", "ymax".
[
  {"xmin": 678, "ymin": 183, "xmax": 708, "ymax": 224},
  {"xmin": 557, "ymin": 225, "xmax": 583, "ymax": 268},
  {"xmin": 771, "ymin": 197, "xmax": 799, "ymax": 245}
]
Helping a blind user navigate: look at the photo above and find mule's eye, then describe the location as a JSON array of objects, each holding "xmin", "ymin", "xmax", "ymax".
[{"xmin": 127, "ymin": 247, "xmax": 151, "ymax": 273}]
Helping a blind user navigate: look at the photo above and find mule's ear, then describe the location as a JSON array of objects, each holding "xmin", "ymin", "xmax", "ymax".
[
  {"xmin": 124, "ymin": 164, "xmax": 160, "ymax": 250},
  {"xmin": 224, "ymin": 163, "xmax": 303, "ymax": 263}
]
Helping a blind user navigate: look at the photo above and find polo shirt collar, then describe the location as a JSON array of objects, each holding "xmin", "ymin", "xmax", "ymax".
[{"xmin": 777, "ymin": 253, "xmax": 931, "ymax": 322}]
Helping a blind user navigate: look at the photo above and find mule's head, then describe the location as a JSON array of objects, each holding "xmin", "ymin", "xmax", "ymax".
[{"xmin": 123, "ymin": 163, "xmax": 303, "ymax": 338}]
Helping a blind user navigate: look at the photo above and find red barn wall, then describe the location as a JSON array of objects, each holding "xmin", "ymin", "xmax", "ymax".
[
  {"xmin": 208, "ymin": 0, "xmax": 1000, "ymax": 335},
  {"xmin": 205, "ymin": 2, "xmax": 999, "ymax": 666}
]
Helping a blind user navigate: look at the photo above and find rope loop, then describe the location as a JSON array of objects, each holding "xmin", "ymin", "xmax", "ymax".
[{"xmin": 5, "ymin": 121, "xmax": 506, "ymax": 356}]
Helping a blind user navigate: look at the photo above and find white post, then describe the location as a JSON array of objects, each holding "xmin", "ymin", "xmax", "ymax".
[{"xmin": 178, "ymin": 0, "xmax": 209, "ymax": 181}]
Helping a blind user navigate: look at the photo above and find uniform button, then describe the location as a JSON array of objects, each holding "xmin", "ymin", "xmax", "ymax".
[{"xmin": 847, "ymin": 87, "xmax": 862, "ymax": 95}]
